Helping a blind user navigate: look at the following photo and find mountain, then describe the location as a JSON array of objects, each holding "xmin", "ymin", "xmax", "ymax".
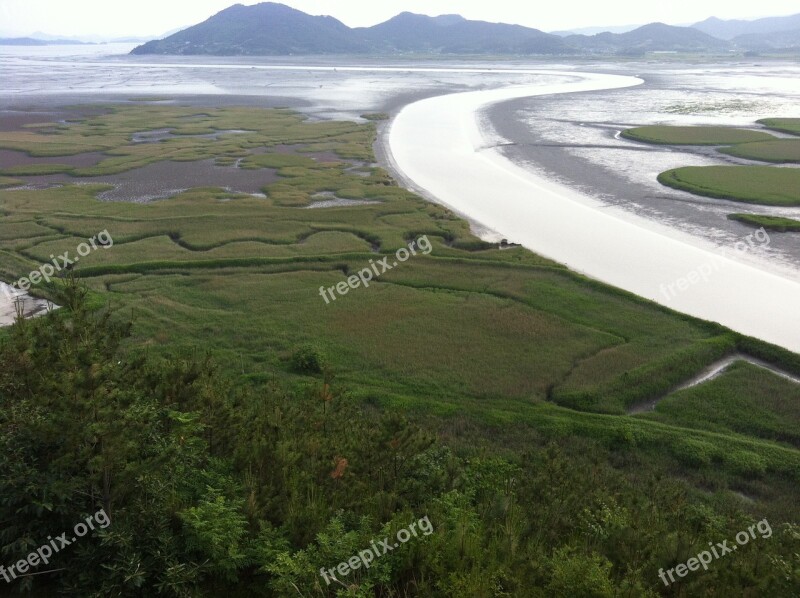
[
  {"xmin": 693, "ymin": 13, "xmax": 800, "ymax": 40},
  {"xmin": 356, "ymin": 12, "xmax": 566, "ymax": 54},
  {"xmin": 29, "ymin": 31, "xmax": 96, "ymax": 42},
  {"xmin": 551, "ymin": 24, "xmax": 643, "ymax": 36},
  {"xmin": 0, "ymin": 37, "xmax": 49, "ymax": 46},
  {"xmin": 733, "ymin": 28, "xmax": 800, "ymax": 52},
  {"xmin": 565, "ymin": 23, "xmax": 731, "ymax": 54},
  {"xmin": 0, "ymin": 37, "xmax": 89, "ymax": 46},
  {"xmin": 131, "ymin": 3, "xmax": 364, "ymax": 55},
  {"xmin": 0, "ymin": 29, "xmax": 180, "ymax": 44},
  {"xmin": 132, "ymin": 3, "xmax": 567, "ymax": 55},
  {"xmin": 132, "ymin": 3, "xmax": 796, "ymax": 57},
  {"xmin": 109, "ymin": 37, "xmax": 160, "ymax": 43}
]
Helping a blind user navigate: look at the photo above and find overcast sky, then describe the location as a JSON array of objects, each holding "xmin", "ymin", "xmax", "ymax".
[{"xmin": 1, "ymin": 0, "xmax": 798, "ymax": 38}]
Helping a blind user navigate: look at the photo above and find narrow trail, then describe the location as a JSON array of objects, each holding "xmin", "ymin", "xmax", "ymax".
[{"xmin": 628, "ymin": 353, "xmax": 800, "ymax": 415}]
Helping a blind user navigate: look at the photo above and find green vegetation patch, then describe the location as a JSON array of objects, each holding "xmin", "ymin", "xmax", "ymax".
[
  {"xmin": 637, "ymin": 361, "xmax": 800, "ymax": 448},
  {"xmin": 4, "ymin": 294, "xmax": 800, "ymax": 597},
  {"xmin": 658, "ymin": 165, "xmax": 800, "ymax": 206},
  {"xmin": 621, "ymin": 125, "xmax": 775, "ymax": 145},
  {"xmin": 127, "ymin": 96, "xmax": 174, "ymax": 102},
  {"xmin": 361, "ymin": 112, "xmax": 390, "ymax": 121},
  {"xmin": 0, "ymin": 176, "xmax": 21, "ymax": 188},
  {"xmin": 720, "ymin": 138, "xmax": 800, "ymax": 163},
  {"xmin": 0, "ymin": 105, "xmax": 378, "ymax": 174},
  {"xmin": 758, "ymin": 117, "xmax": 800, "ymax": 136},
  {"xmin": 239, "ymin": 153, "xmax": 320, "ymax": 170},
  {"xmin": 0, "ymin": 163, "xmax": 74, "ymax": 176},
  {"xmin": 728, "ymin": 213, "xmax": 800, "ymax": 232},
  {"xmin": 4, "ymin": 104, "xmax": 800, "ymax": 595}
]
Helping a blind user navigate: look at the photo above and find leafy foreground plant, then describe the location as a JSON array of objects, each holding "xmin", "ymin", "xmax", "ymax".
[{"xmin": 1, "ymin": 285, "xmax": 799, "ymax": 596}]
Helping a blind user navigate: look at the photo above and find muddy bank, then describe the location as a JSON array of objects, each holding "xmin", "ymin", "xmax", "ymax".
[
  {"xmin": 0, "ymin": 282, "xmax": 55, "ymax": 326},
  {"xmin": 483, "ymin": 69, "xmax": 800, "ymax": 270},
  {"xmin": 0, "ymin": 148, "xmax": 107, "ymax": 169},
  {"xmin": 4, "ymin": 159, "xmax": 281, "ymax": 202}
]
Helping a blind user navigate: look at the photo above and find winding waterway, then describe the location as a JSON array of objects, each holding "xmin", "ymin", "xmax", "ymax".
[{"xmin": 387, "ymin": 71, "xmax": 800, "ymax": 354}]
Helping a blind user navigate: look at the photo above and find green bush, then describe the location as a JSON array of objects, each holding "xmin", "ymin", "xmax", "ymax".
[
  {"xmin": 360, "ymin": 112, "xmax": 390, "ymax": 122},
  {"xmin": 725, "ymin": 450, "xmax": 768, "ymax": 477},
  {"xmin": 673, "ymin": 439, "xmax": 716, "ymax": 467},
  {"xmin": 290, "ymin": 343, "xmax": 326, "ymax": 374}
]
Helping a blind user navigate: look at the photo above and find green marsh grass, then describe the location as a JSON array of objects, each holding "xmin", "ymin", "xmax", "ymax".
[
  {"xmin": 2, "ymin": 103, "xmax": 800, "ymax": 496},
  {"xmin": 637, "ymin": 361, "xmax": 800, "ymax": 448},
  {"xmin": 658, "ymin": 165, "xmax": 800, "ymax": 206},
  {"xmin": 720, "ymin": 138, "xmax": 800, "ymax": 163},
  {"xmin": 621, "ymin": 126, "xmax": 775, "ymax": 145},
  {"xmin": 728, "ymin": 213, "xmax": 800, "ymax": 232},
  {"xmin": 758, "ymin": 117, "xmax": 800, "ymax": 136}
]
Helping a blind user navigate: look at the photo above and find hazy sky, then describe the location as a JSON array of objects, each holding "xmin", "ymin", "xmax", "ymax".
[{"xmin": 1, "ymin": 0, "xmax": 798, "ymax": 38}]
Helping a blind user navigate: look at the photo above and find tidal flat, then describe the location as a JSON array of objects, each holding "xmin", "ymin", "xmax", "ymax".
[{"xmin": 0, "ymin": 99, "xmax": 795, "ymax": 420}]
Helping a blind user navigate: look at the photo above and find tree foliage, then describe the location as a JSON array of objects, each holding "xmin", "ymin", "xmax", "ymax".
[{"xmin": 1, "ymin": 282, "xmax": 798, "ymax": 595}]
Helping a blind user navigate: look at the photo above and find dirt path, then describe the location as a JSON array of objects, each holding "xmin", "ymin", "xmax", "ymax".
[{"xmin": 628, "ymin": 353, "xmax": 800, "ymax": 415}]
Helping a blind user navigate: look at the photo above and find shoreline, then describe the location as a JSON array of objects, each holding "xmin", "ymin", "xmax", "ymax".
[
  {"xmin": 384, "ymin": 71, "xmax": 800, "ymax": 353},
  {"xmin": 0, "ymin": 282, "xmax": 54, "ymax": 327}
]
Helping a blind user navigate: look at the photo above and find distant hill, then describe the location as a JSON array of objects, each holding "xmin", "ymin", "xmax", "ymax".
[
  {"xmin": 693, "ymin": 13, "xmax": 800, "ymax": 40},
  {"xmin": 565, "ymin": 23, "xmax": 731, "ymax": 54},
  {"xmin": 356, "ymin": 12, "xmax": 566, "ymax": 54},
  {"xmin": 132, "ymin": 3, "xmax": 797, "ymax": 56},
  {"xmin": 132, "ymin": 3, "xmax": 567, "ymax": 55},
  {"xmin": 551, "ymin": 24, "xmax": 643, "ymax": 36},
  {"xmin": 131, "ymin": 3, "xmax": 364, "ymax": 55},
  {"xmin": 733, "ymin": 28, "xmax": 800, "ymax": 52},
  {"xmin": 0, "ymin": 37, "xmax": 49, "ymax": 46},
  {"xmin": 0, "ymin": 37, "xmax": 89, "ymax": 46}
]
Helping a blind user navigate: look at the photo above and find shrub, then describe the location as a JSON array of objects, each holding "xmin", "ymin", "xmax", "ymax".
[
  {"xmin": 725, "ymin": 450, "xmax": 768, "ymax": 477},
  {"xmin": 290, "ymin": 343, "xmax": 326, "ymax": 374},
  {"xmin": 673, "ymin": 439, "xmax": 715, "ymax": 467}
]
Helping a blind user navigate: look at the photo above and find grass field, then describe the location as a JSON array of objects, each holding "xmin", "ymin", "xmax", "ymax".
[
  {"xmin": 2, "ymin": 104, "xmax": 800, "ymax": 499},
  {"xmin": 622, "ymin": 120, "xmax": 800, "ymax": 212},
  {"xmin": 728, "ymin": 213, "xmax": 800, "ymax": 232},
  {"xmin": 720, "ymin": 138, "xmax": 800, "ymax": 163},
  {"xmin": 759, "ymin": 117, "xmax": 800, "ymax": 136},
  {"xmin": 657, "ymin": 165, "xmax": 800, "ymax": 206},
  {"xmin": 0, "ymin": 176, "xmax": 21, "ymax": 188},
  {"xmin": 0, "ymin": 163, "xmax": 75, "ymax": 176},
  {"xmin": 620, "ymin": 126, "xmax": 775, "ymax": 145},
  {"xmin": 637, "ymin": 362, "xmax": 800, "ymax": 449}
]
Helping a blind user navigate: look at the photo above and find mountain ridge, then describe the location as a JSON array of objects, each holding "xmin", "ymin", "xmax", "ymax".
[
  {"xmin": 0, "ymin": 37, "xmax": 90, "ymax": 46},
  {"xmin": 130, "ymin": 3, "xmax": 796, "ymax": 56},
  {"xmin": 693, "ymin": 13, "xmax": 800, "ymax": 40},
  {"xmin": 565, "ymin": 22, "xmax": 730, "ymax": 54}
]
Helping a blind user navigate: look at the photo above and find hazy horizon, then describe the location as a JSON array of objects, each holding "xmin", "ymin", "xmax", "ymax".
[{"xmin": 1, "ymin": 0, "xmax": 798, "ymax": 41}]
